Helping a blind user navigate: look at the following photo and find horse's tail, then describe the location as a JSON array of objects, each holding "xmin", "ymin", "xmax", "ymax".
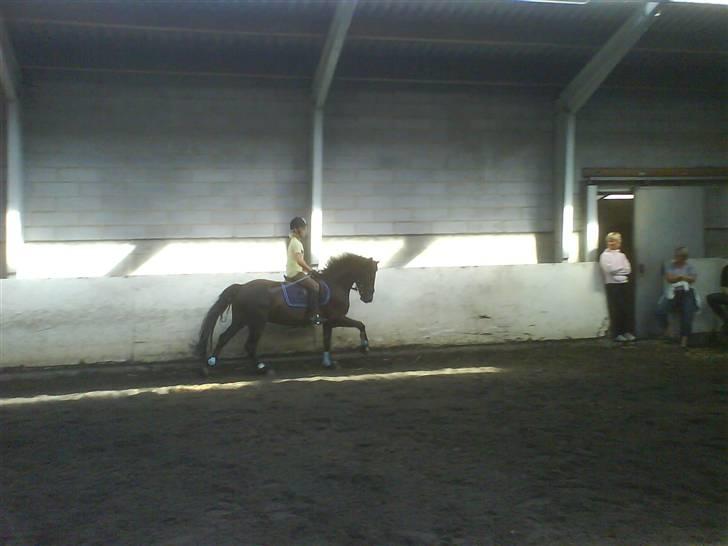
[{"xmin": 195, "ymin": 284, "xmax": 238, "ymax": 358}]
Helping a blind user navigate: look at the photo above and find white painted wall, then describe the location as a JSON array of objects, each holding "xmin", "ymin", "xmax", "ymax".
[
  {"xmin": 0, "ymin": 262, "xmax": 604, "ymax": 368},
  {"xmin": 2, "ymin": 260, "xmax": 724, "ymax": 369}
]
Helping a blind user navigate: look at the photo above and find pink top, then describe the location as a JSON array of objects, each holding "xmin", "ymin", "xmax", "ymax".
[{"xmin": 599, "ymin": 249, "xmax": 631, "ymax": 284}]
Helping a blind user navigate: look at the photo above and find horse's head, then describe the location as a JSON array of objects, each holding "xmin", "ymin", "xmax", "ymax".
[
  {"xmin": 322, "ymin": 254, "xmax": 380, "ymax": 303},
  {"xmin": 355, "ymin": 257, "xmax": 379, "ymax": 303}
]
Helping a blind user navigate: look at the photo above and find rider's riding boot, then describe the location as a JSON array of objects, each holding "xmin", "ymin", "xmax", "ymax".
[{"xmin": 308, "ymin": 291, "xmax": 322, "ymax": 325}]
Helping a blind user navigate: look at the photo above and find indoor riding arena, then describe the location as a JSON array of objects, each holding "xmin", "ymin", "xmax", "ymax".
[{"xmin": 1, "ymin": 1, "xmax": 727, "ymax": 545}]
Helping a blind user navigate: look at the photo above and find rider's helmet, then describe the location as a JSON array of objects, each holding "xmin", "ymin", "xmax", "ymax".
[{"xmin": 290, "ymin": 217, "xmax": 307, "ymax": 231}]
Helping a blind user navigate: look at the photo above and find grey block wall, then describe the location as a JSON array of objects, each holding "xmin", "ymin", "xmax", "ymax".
[
  {"xmin": 577, "ymin": 90, "xmax": 728, "ymax": 258},
  {"xmin": 22, "ymin": 72, "xmax": 309, "ymax": 241},
  {"xmin": 323, "ymin": 86, "xmax": 554, "ymax": 237},
  {"xmin": 19, "ymin": 72, "xmax": 727, "ymax": 260}
]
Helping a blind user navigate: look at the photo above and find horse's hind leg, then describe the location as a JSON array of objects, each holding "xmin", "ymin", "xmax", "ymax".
[
  {"xmin": 206, "ymin": 312, "xmax": 245, "ymax": 368},
  {"xmin": 245, "ymin": 320, "xmax": 269, "ymax": 374}
]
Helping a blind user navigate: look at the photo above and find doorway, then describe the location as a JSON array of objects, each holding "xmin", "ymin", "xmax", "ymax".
[
  {"xmin": 592, "ymin": 184, "xmax": 705, "ymax": 338},
  {"xmin": 597, "ymin": 192, "xmax": 636, "ymax": 336}
]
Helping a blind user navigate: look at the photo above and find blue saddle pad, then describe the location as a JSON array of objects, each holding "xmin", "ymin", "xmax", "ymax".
[{"xmin": 281, "ymin": 280, "xmax": 331, "ymax": 309}]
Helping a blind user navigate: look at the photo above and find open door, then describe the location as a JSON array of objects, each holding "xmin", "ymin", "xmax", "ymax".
[{"xmin": 633, "ymin": 187, "xmax": 704, "ymax": 337}]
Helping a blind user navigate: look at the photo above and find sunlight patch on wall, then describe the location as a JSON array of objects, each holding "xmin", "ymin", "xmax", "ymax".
[
  {"xmin": 568, "ymin": 231, "xmax": 581, "ymax": 264},
  {"xmin": 132, "ymin": 240, "xmax": 287, "ymax": 276},
  {"xmin": 404, "ymin": 234, "xmax": 538, "ymax": 268},
  {"xmin": 17, "ymin": 242, "xmax": 135, "ymax": 279},
  {"xmin": 321, "ymin": 237, "xmax": 404, "ymax": 267}
]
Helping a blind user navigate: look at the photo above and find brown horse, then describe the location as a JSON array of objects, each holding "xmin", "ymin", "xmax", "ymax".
[{"xmin": 196, "ymin": 253, "xmax": 379, "ymax": 373}]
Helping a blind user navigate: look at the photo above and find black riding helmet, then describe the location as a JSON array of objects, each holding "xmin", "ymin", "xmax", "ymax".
[{"xmin": 290, "ymin": 217, "xmax": 307, "ymax": 231}]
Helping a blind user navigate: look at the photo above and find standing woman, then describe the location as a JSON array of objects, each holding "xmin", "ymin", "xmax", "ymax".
[
  {"xmin": 600, "ymin": 232, "xmax": 636, "ymax": 342},
  {"xmin": 656, "ymin": 246, "xmax": 698, "ymax": 348}
]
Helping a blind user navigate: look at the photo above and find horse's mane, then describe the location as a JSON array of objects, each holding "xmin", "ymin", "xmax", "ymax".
[{"xmin": 322, "ymin": 253, "xmax": 369, "ymax": 276}]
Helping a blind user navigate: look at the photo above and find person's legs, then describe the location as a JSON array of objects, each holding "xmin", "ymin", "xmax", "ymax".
[
  {"xmin": 299, "ymin": 276, "xmax": 321, "ymax": 320},
  {"xmin": 676, "ymin": 290, "xmax": 696, "ymax": 347},
  {"xmin": 605, "ymin": 284, "xmax": 620, "ymax": 338},
  {"xmin": 655, "ymin": 296, "xmax": 674, "ymax": 336},
  {"xmin": 613, "ymin": 283, "xmax": 630, "ymax": 338}
]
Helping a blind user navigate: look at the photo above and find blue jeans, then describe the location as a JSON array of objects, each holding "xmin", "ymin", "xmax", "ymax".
[{"xmin": 656, "ymin": 290, "xmax": 696, "ymax": 337}]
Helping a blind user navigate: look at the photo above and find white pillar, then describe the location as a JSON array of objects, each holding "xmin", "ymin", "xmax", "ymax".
[
  {"xmin": 5, "ymin": 100, "xmax": 23, "ymax": 275},
  {"xmin": 553, "ymin": 110, "xmax": 576, "ymax": 263},
  {"xmin": 553, "ymin": 1, "xmax": 661, "ymax": 263},
  {"xmin": 309, "ymin": 107, "xmax": 324, "ymax": 266},
  {"xmin": 585, "ymin": 184, "xmax": 599, "ymax": 262}
]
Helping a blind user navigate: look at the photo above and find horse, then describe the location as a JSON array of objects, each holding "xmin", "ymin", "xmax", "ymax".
[{"xmin": 195, "ymin": 253, "xmax": 379, "ymax": 374}]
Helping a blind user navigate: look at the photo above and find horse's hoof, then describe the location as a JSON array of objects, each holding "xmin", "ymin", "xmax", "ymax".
[
  {"xmin": 207, "ymin": 356, "xmax": 217, "ymax": 367},
  {"xmin": 255, "ymin": 362, "xmax": 269, "ymax": 375},
  {"xmin": 322, "ymin": 352, "xmax": 335, "ymax": 369},
  {"xmin": 359, "ymin": 341, "xmax": 370, "ymax": 354}
]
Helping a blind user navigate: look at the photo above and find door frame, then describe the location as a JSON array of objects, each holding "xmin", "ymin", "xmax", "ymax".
[{"xmin": 582, "ymin": 167, "xmax": 728, "ymax": 262}]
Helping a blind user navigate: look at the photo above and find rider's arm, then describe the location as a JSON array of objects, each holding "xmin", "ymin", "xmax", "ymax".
[{"xmin": 295, "ymin": 252, "xmax": 313, "ymax": 274}]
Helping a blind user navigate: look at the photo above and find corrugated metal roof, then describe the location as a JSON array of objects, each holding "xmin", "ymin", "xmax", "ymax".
[{"xmin": 2, "ymin": 0, "xmax": 726, "ymax": 91}]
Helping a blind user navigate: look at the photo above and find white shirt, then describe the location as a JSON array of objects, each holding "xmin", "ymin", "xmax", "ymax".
[{"xmin": 599, "ymin": 249, "xmax": 631, "ymax": 284}]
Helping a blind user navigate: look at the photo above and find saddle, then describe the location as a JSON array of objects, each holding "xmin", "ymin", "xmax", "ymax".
[{"xmin": 280, "ymin": 278, "xmax": 331, "ymax": 309}]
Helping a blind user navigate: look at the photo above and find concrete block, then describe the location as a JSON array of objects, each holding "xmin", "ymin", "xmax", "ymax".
[
  {"xmin": 26, "ymin": 197, "xmax": 57, "ymax": 212},
  {"xmin": 175, "ymin": 183, "xmax": 213, "ymax": 196},
  {"xmin": 433, "ymin": 221, "xmax": 468, "ymax": 234},
  {"xmin": 359, "ymin": 196, "xmax": 394, "ymax": 209},
  {"xmin": 253, "ymin": 209, "xmax": 300, "ymax": 224},
  {"xmin": 57, "ymin": 168, "xmax": 100, "ymax": 183},
  {"xmin": 53, "ymin": 196, "xmax": 106, "ymax": 212},
  {"xmin": 242, "ymin": 195, "xmax": 278, "ymax": 209},
  {"xmin": 394, "ymin": 222, "xmax": 433, "ymax": 234},
  {"xmin": 26, "ymin": 167, "xmax": 58, "ymax": 183},
  {"xmin": 393, "ymin": 169, "xmax": 436, "ymax": 184},
  {"xmin": 500, "ymin": 219, "xmax": 539, "ymax": 233},
  {"xmin": 357, "ymin": 169, "xmax": 393, "ymax": 183},
  {"xmin": 415, "ymin": 183, "xmax": 448, "ymax": 195},
  {"xmin": 184, "ymin": 225, "xmax": 237, "ymax": 238},
  {"xmin": 27, "ymin": 212, "xmax": 80, "ymax": 227},
  {"xmin": 233, "ymin": 224, "xmax": 276, "ymax": 238},
  {"xmin": 190, "ymin": 169, "xmax": 235, "ymax": 183},
  {"xmin": 78, "ymin": 183, "xmax": 127, "ymax": 197},
  {"xmin": 448, "ymin": 208, "xmax": 483, "ymax": 221},
  {"xmin": 412, "ymin": 208, "xmax": 449, "ymax": 221},
  {"xmin": 234, "ymin": 169, "xmax": 277, "ymax": 184},
  {"xmin": 391, "ymin": 195, "xmax": 431, "ymax": 209},
  {"xmin": 354, "ymin": 223, "xmax": 395, "ymax": 236},
  {"xmin": 372, "ymin": 209, "xmax": 413, "ymax": 222},
  {"xmin": 31, "ymin": 182, "xmax": 79, "ymax": 197},
  {"xmin": 323, "ymin": 223, "xmax": 357, "ymax": 236},
  {"xmin": 466, "ymin": 221, "xmax": 505, "ymax": 233},
  {"xmin": 327, "ymin": 209, "xmax": 375, "ymax": 223},
  {"xmin": 166, "ymin": 211, "xmax": 212, "ymax": 225},
  {"xmin": 23, "ymin": 227, "xmax": 57, "ymax": 241},
  {"xmin": 126, "ymin": 211, "xmax": 168, "ymax": 225},
  {"xmin": 49, "ymin": 226, "xmax": 108, "ymax": 240}
]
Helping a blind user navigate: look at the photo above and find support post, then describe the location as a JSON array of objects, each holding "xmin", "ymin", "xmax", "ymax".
[
  {"xmin": 1, "ymin": 16, "xmax": 22, "ymax": 277},
  {"xmin": 553, "ymin": 111, "xmax": 576, "ymax": 262},
  {"xmin": 585, "ymin": 184, "xmax": 599, "ymax": 262},
  {"xmin": 5, "ymin": 100, "xmax": 23, "ymax": 276},
  {"xmin": 553, "ymin": 1, "xmax": 661, "ymax": 262},
  {"xmin": 310, "ymin": 108, "xmax": 324, "ymax": 266},
  {"xmin": 308, "ymin": 0, "xmax": 358, "ymax": 266}
]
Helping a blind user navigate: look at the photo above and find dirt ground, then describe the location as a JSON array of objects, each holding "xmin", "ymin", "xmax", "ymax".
[{"xmin": 1, "ymin": 341, "xmax": 726, "ymax": 546}]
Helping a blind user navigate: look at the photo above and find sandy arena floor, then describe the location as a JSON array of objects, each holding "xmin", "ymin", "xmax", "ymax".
[{"xmin": 1, "ymin": 341, "xmax": 726, "ymax": 545}]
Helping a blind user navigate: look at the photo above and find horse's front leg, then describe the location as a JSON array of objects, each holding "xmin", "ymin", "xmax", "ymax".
[
  {"xmin": 329, "ymin": 316, "xmax": 369, "ymax": 355},
  {"xmin": 322, "ymin": 323, "xmax": 335, "ymax": 369}
]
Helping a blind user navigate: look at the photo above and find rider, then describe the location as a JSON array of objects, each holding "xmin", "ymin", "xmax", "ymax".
[{"xmin": 286, "ymin": 217, "xmax": 322, "ymax": 325}]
